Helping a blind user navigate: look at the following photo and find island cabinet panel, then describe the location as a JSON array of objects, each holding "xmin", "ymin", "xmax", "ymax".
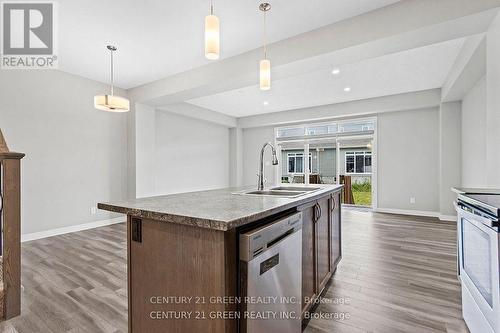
[
  {"xmin": 299, "ymin": 202, "xmax": 317, "ymax": 315},
  {"xmin": 330, "ymin": 192, "xmax": 342, "ymax": 270},
  {"xmin": 315, "ymin": 197, "xmax": 332, "ymax": 295},
  {"xmin": 128, "ymin": 217, "xmax": 237, "ymax": 333},
  {"xmin": 298, "ymin": 190, "xmax": 342, "ymax": 318}
]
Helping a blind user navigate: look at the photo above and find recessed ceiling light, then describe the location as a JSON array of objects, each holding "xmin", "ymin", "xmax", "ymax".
[
  {"xmin": 331, "ymin": 68, "xmax": 340, "ymax": 75},
  {"xmin": 344, "ymin": 87, "xmax": 351, "ymax": 92},
  {"xmin": 263, "ymin": 101, "xmax": 269, "ymax": 106}
]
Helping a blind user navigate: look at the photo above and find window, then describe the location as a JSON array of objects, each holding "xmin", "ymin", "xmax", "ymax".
[
  {"xmin": 287, "ymin": 153, "xmax": 312, "ymax": 173},
  {"xmin": 339, "ymin": 120, "xmax": 374, "ymax": 133},
  {"xmin": 306, "ymin": 125, "xmax": 339, "ymax": 135},
  {"xmin": 277, "ymin": 126, "xmax": 305, "ymax": 138},
  {"xmin": 276, "ymin": 119, "xmax": 374, "ymax": 139},
  {"xmin": 345, "ymin": 151, "xmax": 372, "ymax": 174}
]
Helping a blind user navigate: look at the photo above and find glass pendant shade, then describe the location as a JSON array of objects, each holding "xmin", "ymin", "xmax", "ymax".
[
  {"xmin": 259, "ymin": 3, "xmax": 271, "ymax": 90},
  {"xmin": 205, "ymin": 14, "xmax": 220, "ymax": 60},
  {"xmin": 94, "ymin": 94, "xmax": 130, "ymax": 112},
  {"xmin": 260, "ymin": 59, "xmax": 271, "ymax": 91}
]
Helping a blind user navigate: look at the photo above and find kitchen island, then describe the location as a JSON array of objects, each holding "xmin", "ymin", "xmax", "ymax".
[{"xmin": 98, "ymin": 184, "xmax": 343, "ymax": 333}]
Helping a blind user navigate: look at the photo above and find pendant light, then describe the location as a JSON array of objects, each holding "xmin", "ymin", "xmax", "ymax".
[
  {"xmin": 205, "ymin": 0, "xmax": 220, "ymax": 60},
  {"xmin": 94, "ymin": 45, "xmax": 130, "ymax": 112},
  {"xmin": 259, "ymin": 3, "xmax": 271, "ymax": 91}
]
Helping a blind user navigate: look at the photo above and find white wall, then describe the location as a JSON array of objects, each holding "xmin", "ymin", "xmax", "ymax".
[
  {"xmin": 229, "ymin": 127, "xmax": 243, "ymax": 187},
  {"xmin": 154, "ymin": 110, "xmax": 230, "ymax": 195},
  {"xmin": 242, "ymin": 126, "xmax": 276, "ymax": 187},
  {"xmin": 0, "ymin": 70, "xmax": 128, "ymax": 235},
  {"xmin": 377, "ymin": 108, "xmax": 440, "ymax": 213},
  {"xmin": 439, "ymin": 102, "xmax": 462, "ymax": 217},
  {"xmin": 486, "ymin": 13, "xmax": 500, "ymax": 187},
  {"xmin": 461, "ymin": 76, "xmax": 487, "ymax": 187},
  {"xmin": 127, "ymin": 104, "xmax": 137, "ymax": 199},
  {"xmin": 135, "ymin": 103, "xmax": 157, "ymax": 198}
]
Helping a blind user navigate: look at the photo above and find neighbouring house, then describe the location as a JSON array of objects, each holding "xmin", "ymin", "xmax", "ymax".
[{"xmin": 280, "ymin": 147, "xmax": 372, "ymax": 185}]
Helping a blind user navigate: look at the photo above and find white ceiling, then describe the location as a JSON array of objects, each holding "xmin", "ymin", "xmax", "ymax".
[
  {"xmin": 57, "ymin": 0, "xmax": 402, "ymax": 89},
  {"xmin": 186, "ymin": 38, "xmax": 465, "ymax": 117}
]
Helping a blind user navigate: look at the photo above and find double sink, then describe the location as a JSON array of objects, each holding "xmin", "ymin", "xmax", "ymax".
[{"xmin": 240, "ymin": 186, "xmax": 321, "ymax": 198}]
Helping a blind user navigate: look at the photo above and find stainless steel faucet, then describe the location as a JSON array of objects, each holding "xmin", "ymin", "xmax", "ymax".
[{"xmin": 258, "ymin": 142, "xmax": 279, "ymax": 191}]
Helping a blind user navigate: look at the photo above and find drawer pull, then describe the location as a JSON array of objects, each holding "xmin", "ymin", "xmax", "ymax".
[
  {"xmin": 331, "ymin": 196, "xmax": 336, "ymax": 211},
  {"xmin": 131, "ymin": 218, "xmax": 142, "ymax": 243}
]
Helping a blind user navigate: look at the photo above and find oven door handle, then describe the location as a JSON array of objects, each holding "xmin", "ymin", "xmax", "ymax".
[{"xmin": 454, "ymin": 201, "xmax": 498, "ymax": 228}]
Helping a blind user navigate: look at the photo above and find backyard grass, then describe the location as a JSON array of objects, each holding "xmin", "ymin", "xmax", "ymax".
[
  {"xmin": 353, "ymin": 191, "xmax": 372, "ymax": 206},
  {"xmin": 352, "ymin": 181, "xmax": 372, "ymax": 206}
]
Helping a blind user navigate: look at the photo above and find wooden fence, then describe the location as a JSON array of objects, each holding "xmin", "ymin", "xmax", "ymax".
[{"xmin": 340, "ymin": 175, "xmax": 355, "ymax": 205}]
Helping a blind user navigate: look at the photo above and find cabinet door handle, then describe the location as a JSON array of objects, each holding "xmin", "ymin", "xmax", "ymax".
[
  {"xmin": 313, "ymin": 203, "xmax": 319, "ymax": 222},
  {"xmin": 318, "ymin": 203, "xmax": 322, "ymax": 219},
  {"xmin": 131, "ymin": 218, "xmax": 142, "ymax": 243},
  {"xmin": 331, "ymin": 196, "xmax": 336, "ymax": 211}
]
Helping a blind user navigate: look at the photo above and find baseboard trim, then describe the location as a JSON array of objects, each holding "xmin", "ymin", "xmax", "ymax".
[
  {"xmin": 21, "ymin": 217, "xmax": 125, "ymax": 243},
  {"xmin": 438, "ymin": 214, "xmax": 457, "ymax": 222},
  {"xmin": 374, "ymin": 208, "xmax": 456, "ymax": 222}
]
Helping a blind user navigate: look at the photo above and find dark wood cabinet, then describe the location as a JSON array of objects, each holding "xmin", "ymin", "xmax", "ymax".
[
  {"xmin": 299, "ymin": 189, "xmax": 342, "ymax": 316},
  {"xmin": 315, "ymin": 197, "xmax": 331, "ymax": 295},
  {"xmin": 330, "ymin": 192, "xmax": 342, "ymax": 269},
  {"xmin": 300, "ymin": 201, "xmax": 317, "ymax": 315},
  {"xmin": 127, "ymin": 217, "xmax": 237, "ymax": 333}
]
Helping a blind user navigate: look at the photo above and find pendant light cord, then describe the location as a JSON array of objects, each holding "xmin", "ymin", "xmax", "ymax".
[
  {"xmin": 110, "ymin": 48, "xmax": 114, "ymax": 96},
  {"xmin": 210, "ymin": 0, "xmax": 213, "ymax": 15},
  {"xmin": 263, "ymin": 9, "xmax": 267, "ymax": 59}
]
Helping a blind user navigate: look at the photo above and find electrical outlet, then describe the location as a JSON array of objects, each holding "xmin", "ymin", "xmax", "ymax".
[
  {"xmin": 410, "ymin": 197, "xmax": 416, "ymax": 204},
  {"xmin": 91, "ymin": 206, "xmax": 97, "ymax": 215}
]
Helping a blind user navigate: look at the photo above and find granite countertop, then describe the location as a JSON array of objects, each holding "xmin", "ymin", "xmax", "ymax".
[
  {"xmin": 98, "ymin": 184, "xmax": 343, "ymax": 231},
  {"xmin": 452, "ymin": 187, "xmax": 500, "ymax": 195}
]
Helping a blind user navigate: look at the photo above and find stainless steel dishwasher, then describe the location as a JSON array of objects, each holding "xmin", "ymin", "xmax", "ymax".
[{"xmin": 239, "ymin": 212, "xmax": 302, "ymax": 333}]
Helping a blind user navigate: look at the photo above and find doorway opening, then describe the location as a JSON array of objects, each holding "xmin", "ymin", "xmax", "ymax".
[{"xmin": 275, "ymin": 117, "xmax": 377, "ymax": 209}]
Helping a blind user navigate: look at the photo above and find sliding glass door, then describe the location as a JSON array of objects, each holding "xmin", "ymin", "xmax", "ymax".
[
  {"xmin": 275, "ymin": 117, "xmax": 376, "ymax": 208},
  {"xmin": 308, "ymin": 140, "xmax": 337, "ymax": 185},
  {"xmin": 338, "ymin": 137, "xmax": 373, "ymax": 207}
]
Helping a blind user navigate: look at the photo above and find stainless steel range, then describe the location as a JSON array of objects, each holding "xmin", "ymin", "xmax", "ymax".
[{"xmin": 455, "ymin": 193, "xmax": 500, "ymax": 333}]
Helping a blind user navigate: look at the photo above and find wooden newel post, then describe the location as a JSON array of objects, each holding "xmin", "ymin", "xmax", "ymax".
[{"xmin": 0, "ymin": 129, "xmax": 24, "ymax": 320}]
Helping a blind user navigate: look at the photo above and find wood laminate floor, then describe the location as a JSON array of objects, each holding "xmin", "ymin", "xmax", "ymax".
[
  {"xmin": 0, "ymin": 224, "xmax": 128, "ymax": 333},
  {"xmin": 304, "ymin": 210, "xmax": 468, "ymax": 333},
  {"xmin": 0, "ymin": 210, "xmax": 468, "ymax": 333}
]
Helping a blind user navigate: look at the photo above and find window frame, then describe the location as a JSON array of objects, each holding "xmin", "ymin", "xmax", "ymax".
[
  {"xmin": 287, "ymin": 152, "xmax": 312, "ymax": 174},
  {"xmin": 345, "ymin": 151, "xmax": 372, "ymax": 175}
]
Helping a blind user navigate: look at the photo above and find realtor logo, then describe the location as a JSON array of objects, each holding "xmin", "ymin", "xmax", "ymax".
[{"xmin": 1, "ymin": 1, "xmax": 58, "ymax": 69}]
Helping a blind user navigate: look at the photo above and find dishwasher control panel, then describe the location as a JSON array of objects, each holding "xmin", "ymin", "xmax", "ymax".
[{"xmin": 240, "ymin": 212, "xmax": 302, "ymax": 262}]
